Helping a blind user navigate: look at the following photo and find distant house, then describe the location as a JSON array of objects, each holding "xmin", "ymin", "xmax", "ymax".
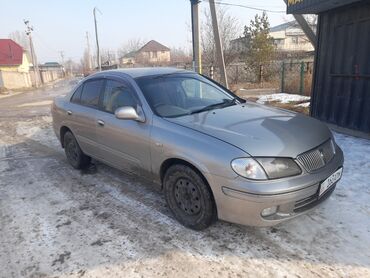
[
  {"xmin": 230, "ymin": 36, "xmax": 250, "ymax": 55},
  {"xmin": 39, "ymin": 62, "xmax": 65, "ymax": 82},
  {"xmin": 231, "ymin": 20, "xmax": 316, "ymax": 54},
  {"xmin": 120, "ymin": 51, "xmax": 136, "ymax": 65},
  {"xmin": 270, "ymin": 21, "xmax": 316, "ymax": 52},
  {"xmin": 119, "ymin": 40, "xmax": 171, "ymax": 65},
  {"xmin": 0, "ymin": 39, "xmax": 33, "ymax": 89},
  {"xmin": 0, "ymin": 39, "xmax": 31, "ymax": 73}
]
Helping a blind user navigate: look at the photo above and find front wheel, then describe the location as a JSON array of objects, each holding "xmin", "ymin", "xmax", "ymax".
[
  {"xmin": 163, "ymin": 165, "xmax": 216, "ymax": 230},
  {"xmin": 64, "ymin": 131, "xmax": 91, "ymax": 169}
]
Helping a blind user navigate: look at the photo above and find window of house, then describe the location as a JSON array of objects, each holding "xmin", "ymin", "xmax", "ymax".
[
  {"xmin": 292, "ymin": 36, "xmax": 299, "ymax": 44},
  {"xmin": 80, "ymin": 79, "xmax": 104, "ymax": 108},
  {"xmin": 102, "ymin": 80, "xmax": 137, "ymax": 113},
  {"xmin": 152, "ymin": 51, "xmax": 158, "ymax": 58}
]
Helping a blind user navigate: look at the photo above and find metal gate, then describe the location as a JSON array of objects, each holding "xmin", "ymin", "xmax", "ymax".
[{"xmin": 311, "ymin": 1, "xmax": 370, "ymax": 133}]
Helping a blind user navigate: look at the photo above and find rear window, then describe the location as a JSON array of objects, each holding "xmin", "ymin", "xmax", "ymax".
[{"xmin": 80, "ymin": 79, "xmax": 104, "ymax": 108}]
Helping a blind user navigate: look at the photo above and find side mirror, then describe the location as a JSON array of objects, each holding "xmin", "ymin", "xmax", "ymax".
[{"xmin": 115, "ymin": 106, "xmax": 145, "ymax": 122}]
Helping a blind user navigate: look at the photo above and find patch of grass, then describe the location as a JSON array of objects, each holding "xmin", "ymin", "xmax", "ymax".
[{"xmin": 267, "ymin": 101, "xmax": 310, "ymax": 115}]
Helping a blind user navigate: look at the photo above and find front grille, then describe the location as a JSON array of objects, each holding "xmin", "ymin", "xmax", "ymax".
[
  {"xmin": 294, "ymin": 184, "xmax": 336, "ymax": 213},
  {"xmin": 297, "ymin": 140, "xmax": 336, "ymax": 172}
]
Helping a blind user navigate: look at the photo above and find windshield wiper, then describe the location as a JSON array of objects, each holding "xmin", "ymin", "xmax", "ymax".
[{"xmin": 190, "ymin": 98, "xmax": 238, "ymax": 115}]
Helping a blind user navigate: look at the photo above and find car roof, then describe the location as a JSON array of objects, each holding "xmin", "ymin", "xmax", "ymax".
[{"xmin": 90, "ymin": 67, "xmax": 194, "ymax": 79}]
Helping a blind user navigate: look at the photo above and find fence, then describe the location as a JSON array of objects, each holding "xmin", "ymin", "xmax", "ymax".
[
  {"xmin": 185, "ymin": 60, "xmax": 314, "ymax": 95},
  {"xmin": 281, "ymin": 61, "xmax": 314, "ymax": 96}
]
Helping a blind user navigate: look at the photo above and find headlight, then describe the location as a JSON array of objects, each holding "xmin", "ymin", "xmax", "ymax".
[
  {"xmin": 231, "ymin": 158, "xmax": 301, "ymax": 180},
  {"xmin": 231, "ymin": 158, "xmax": 267, "ymax": 180},
  {"xmin": 255, "ymin": 158, "xmax": 302, "ymax": 179}
]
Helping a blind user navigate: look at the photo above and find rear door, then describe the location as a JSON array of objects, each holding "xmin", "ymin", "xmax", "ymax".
[
  {"xmin": 66, "ymin": 78, "xmax": 105, "ymax": 156},
  {"xmin": 95, "ymin": 78, "xmax": 152, "ymax": 176}
]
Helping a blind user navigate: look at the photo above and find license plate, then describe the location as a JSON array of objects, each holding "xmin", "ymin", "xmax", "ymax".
[{"xmin": 319, "ymin": 168, "xmax": 343, "ymax": 197}]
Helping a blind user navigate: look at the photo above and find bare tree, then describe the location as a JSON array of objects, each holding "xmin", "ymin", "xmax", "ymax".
[
  {"xmin": 80, "ymin": 48, "xmax": 93, "ymax": 73},
  {"xmin": 8, "ymin": 31, "xmax": 29, "ymax": 51},
  {"xmin": 170, "ymin": 47, "xmax": 192, "ymax": 64},
  {"xmin": 100, "ymin": 48, "xmax": 116, "ymax": 65},
  {"xmin": 201, "ymin": 7, "xmax": 240, "ymax": 66},
  {"xmin": 117, "ymin": 38, "xmax": 144, "ymax": 58}
]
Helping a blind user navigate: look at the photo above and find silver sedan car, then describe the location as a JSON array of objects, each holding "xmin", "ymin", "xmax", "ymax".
[{"xmin": 52, "ymin": 68, "xmax": 344, "ymax": 230}]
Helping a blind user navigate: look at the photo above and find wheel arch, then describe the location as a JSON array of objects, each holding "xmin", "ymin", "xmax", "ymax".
[
  {"xmin": 60, "ymin": 126, "xmax": 72, "ymax": 148},
  {"xmin": 160, "ymin": 158, "xmax": 217, "ymax": 215}
]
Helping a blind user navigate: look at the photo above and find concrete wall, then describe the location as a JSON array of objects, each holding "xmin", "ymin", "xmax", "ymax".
[
  {"xmin": 0, "ymin": 70, "xmax": 32, "ymax": 89},
  {"xmin": 40, "ymin": 70, "xmax": 62, "ymax": 84},
  {"xmin": 0, "ymin": 69, "xmax": 63, "ymax": 90}
]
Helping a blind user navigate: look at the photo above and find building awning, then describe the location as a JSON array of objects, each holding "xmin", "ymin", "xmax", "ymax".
[{"xmin": 287, "ymin": 0, "xmax": 363, "ymax": 14}]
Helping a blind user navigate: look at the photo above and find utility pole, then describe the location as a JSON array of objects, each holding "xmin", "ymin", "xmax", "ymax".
[
  {"xmin": 93, "ymin": 7, "xmax": 102, "ymax": 71},
  {"xmin": 59, "ymin": 51, "xmax": 65, "ymax": 77},
  {"xmin": 85, "ymin": 32, "xmax": 92, "ymax": 71},
  {"xmin": 209, "ymin": 0, "xmax": 228, "ymax": 88},
  {"xmin": 190, "ymin": 0, "xmax": 201, "ymax": 74},
  {"xmin": 24, "ymin": 19, "xmax": 40, "ymax": 87},
  {"xmin": 59, "ymin": 51, "xmax": 65, "ymax": 64},
  {"xmin": 283, "ymin": 0, "xmax": 316, "ymax": 48}
]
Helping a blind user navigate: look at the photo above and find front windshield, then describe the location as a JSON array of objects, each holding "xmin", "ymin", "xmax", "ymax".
[{"xmin": 136, "ymin": 73, "xmax": 236, "ymax": 118}]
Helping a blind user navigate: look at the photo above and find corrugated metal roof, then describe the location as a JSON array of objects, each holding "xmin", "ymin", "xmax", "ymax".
[
  {"xmin": 287, "ymin": 0, "xmax": 363, "ymax": 14},
  {"xmin": 0, "ymin": 39, "xmax": 23, "ymax": 66}
]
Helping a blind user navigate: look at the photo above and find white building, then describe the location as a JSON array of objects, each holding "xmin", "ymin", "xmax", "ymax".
[
  {"xmin": 231, "ymin": 20, "xmax": 316, "ymax": 54},
  {"xmin": 270, "ymin": 21, "xmax": 316, "ymax": 52}
]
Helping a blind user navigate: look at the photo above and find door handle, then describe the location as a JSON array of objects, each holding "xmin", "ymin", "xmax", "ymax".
[
  {"xmin": 97, "ymin": 120, "xmax": 105, "ymax": 126},
  {"xmin": 67, "ymin": 110, "xmax": 72, "ymax": 115}
]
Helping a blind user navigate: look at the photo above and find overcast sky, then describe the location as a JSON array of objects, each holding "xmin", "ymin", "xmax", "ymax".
[{"xmin": 0, "ymin": 0, "xmax": 292, "ymax": 63}]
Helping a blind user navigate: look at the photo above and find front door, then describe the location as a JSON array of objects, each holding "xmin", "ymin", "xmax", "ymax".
[{"xmin": 95, "ymin": 78, "xmax": 152, "ymax": 176}]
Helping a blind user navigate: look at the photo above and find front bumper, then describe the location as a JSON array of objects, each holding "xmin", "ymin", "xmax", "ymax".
[{"xmin": 208, "ymin": 147, "xmax": 344, "ymax": 227}]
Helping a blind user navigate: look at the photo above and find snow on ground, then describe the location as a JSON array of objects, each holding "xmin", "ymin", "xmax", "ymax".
[
  {"xmin": 17, "ymin": 100, "xmax": 53, "ymax": 108},
  {"xmin": 295, "ymin": 102, "xmax": 310, "ymax": 108},
  {"xmin": 257, "ymin": 93, "xmax": 310, "ymax": 104},
  {"xmin": 0, "ymin": 113, "xmax": 370, "ymax": 277}
]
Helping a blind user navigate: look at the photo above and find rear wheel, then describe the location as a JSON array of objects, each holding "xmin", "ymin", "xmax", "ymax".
[
  {"xmin": 64, "ymin": 131, "xmax": 91, "ymax": 169},
  {"xmin": 164, "ymin": 164, "xmax": 216, "ymax": 230}
]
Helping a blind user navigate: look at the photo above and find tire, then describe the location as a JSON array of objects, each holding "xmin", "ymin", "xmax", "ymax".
[
  {"xmin": 64, "ymin": 131, "xmax": 91, "ymax": 169},
  {"xmin": 163, "ymin": 164, "xmax": 216, "ymax": 230}
]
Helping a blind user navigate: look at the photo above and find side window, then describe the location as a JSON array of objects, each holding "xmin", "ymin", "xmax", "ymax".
[
  {"xmin": 70, "ymin": 85, "xmax": 83, "ymax": 104},
  {"xmin": 102, "ymin": 80, "xmax": 137, "ymax": 113},
  {"xmin": 80, "ymin": 79, "xmax": 104, "ymax": 108}
]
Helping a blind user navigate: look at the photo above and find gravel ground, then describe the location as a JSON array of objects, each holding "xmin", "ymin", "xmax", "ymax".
[{"xmin": 0, "ymin": 80, "xmax": 369, "ymax": 278}]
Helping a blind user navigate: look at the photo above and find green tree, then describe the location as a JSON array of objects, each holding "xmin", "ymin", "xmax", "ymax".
[{"xmin": 244, "ymin": 12, "xmax": 275, "ymax": 82}]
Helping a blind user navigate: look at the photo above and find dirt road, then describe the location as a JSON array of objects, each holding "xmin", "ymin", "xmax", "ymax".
[{"xmin": 0, "ymin": 80, "xmax": 369, "ymax": 278}]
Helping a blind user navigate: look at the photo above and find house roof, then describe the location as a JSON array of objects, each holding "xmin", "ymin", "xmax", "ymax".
[
  {"xmin": 270, "ymin": 21, "xmax": 299, "ymax": 32},
  {"xmin": 122, "ymin": 51, "xmax": 137, "ymax": 58},
  {"xmin": 0, "ymin": 39, "xmax": 23, "ymax": 66},
  {"xmin": 137, "ymin": 40, "xmax": 170, "ymax": 53},
  {"xmin": 41, "ymin": 62, "xmax": 62, "ymax": 68}
]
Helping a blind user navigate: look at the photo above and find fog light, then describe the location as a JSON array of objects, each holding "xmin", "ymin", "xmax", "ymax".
[{"xmin": 261, "ymin": 206, "xmax": 278, "ymax": 217}]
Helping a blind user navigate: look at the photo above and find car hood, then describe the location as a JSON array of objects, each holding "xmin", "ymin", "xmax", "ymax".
[{"xmin": 166, "ymin": 102, "xmax": 332, "ymax": 158}]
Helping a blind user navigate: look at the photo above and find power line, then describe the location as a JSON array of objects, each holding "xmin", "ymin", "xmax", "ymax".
[{"xmin": 202, "ymin": 0, "xmax": 286, "ymax": 13}]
